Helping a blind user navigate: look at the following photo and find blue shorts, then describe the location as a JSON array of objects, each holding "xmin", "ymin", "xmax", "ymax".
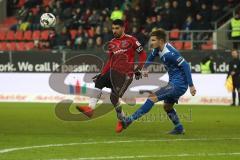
[{"xmin": 154, "ymin": 83, "xmax": 187, "ymax": 104}]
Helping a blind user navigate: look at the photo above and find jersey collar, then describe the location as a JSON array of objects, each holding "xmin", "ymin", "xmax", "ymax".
[{"xmin": 158, "ymin": 43, "xmax": 170, "ymax": 57}]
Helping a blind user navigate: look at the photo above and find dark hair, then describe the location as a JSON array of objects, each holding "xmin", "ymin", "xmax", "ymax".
[
  {"xmin": 112, "ymin": 19, "xmax": 124, "ymax": 26},
  {"xmin": 150, "ymin": 29, "xmax": 167, "ymax": 42}
]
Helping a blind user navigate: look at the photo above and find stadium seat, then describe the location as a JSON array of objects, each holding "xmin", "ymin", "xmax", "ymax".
[
  {"xmin": 8, "ymin": 42, "xmax": 17, "ymax": 51},
  {"xmin": 172, "ymin": 41, "xmax": 183, "ymax": 50},
  {"xmin": 16, "ymin": 42, "xmax": 25, "ymax": 51},
  {"xmin": 201, "ymin": 41, "xmax": 213, "ymax": 50},
  {"xmin": 70, "ymin": 30, "xmax": 77, "ymax": 40},
  {"xmin": 0, "ymin": 31, "xmax": 6, "ymax": 41},
  {"xmin": 43, "ymin": 0, "xmax": 51, "ymax": 6},
  {"xmin": 32, "ymin": 30, "xmax": 41, "ymax": 40},
  {"xmin": 6, "ymin": 31, "xmax": 15, "ymax": 41},
  {"xmin": 184, "ymin": 41, "xmax": 192, "ymax": 50},
  {"xmin": 17, "ymin": 0, "xmax": 26, "ymax": 8},
  {"xmin": 40, "ymin": 30, "xmax": 49, "ymax": 40},
  {"xmin": 0, "ymin": 42, "xmax": 8, "ymax": 51},
  {"xmin": 169, "ymin": 29, "xmax": 180, "ymax": 40},
  {"xmin": 87, "ymin": 28, "xmax": 95, "ymax": 38},
  {"xmin": 23, "ymin": 31, "xmax": 32, "ymax": 41},
  {"xmin": 25, "ymin": 42, "xmax": 35, "ymax": 50},
  {"xmin": 15, "ymin": 31, "xmax": 24, "ymax": 41}
]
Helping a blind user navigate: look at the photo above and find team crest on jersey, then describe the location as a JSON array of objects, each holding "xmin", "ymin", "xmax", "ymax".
[{"xmin": 120, "ymin": 40, "xmax": 132, "ymax": 49}]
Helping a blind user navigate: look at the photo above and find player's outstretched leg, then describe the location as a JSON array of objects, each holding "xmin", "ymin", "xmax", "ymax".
[
  {"xmin": 116, "ymin": 97, "xmax": 156, "ymax": 133},
  {"xmin": 164, "ymin": 103, "xmax": 184, "ymax": 135},
  {"xmin": 76, "ymin": 88, "xmax": 102, "ymax": 118}
]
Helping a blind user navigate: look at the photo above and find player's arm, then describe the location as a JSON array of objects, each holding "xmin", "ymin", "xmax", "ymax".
[
  {"xmin": 133, "ymin": 39, "xmax": 147, "ymax": 79},
  {"xmin": 133, "ymin": 39, "xmax": 147, "ymax": 69},
  {"xmin": 143, "ymin": 48, "xmax": 158, "ymax": 69},
  {"xmin": 170, "ymin": 54, "xmax": 196, "ymax": 96},
  {"xmin": 100, "ymin": 51, "xmax": 112, "ymax": 76}
]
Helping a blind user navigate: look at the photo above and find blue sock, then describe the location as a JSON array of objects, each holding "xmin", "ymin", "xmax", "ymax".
[
  {"xmin": 128, "ymin": 99, "xmax": 155, "ymax": 122},
  {"xmin": 166, "ymin": 108, "xmax": 182, "ymax": 127}
]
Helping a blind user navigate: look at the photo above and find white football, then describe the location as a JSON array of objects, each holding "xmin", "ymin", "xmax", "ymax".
[{"xmin": 40, "ymin": 13, "xmax": 56, "ymax": 28}]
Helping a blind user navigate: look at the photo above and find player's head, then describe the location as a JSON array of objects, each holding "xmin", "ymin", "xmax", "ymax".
[
  {"xmin": 112, "ymin": 19, "xmax": 125, "ymax": 38},
  {"xmin": 231, "ymin": 49, "xmax": 239, "ymax": 58},
  {"xmin": 150, "ymin": 29, "xmax": 167, "ymax": 49}
]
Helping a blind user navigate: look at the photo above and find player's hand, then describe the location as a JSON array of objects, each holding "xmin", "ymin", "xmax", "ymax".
[
  {"xmin": 134, "ymin": 67, "xmax": 142, "ymax": 80},
  {"xmin": 92, "ymin": 73, "xmax": 101, "ymax": 83},
  {"xmin": 190, "ymin": 86, "xmax": 196, "ymax": 96}
]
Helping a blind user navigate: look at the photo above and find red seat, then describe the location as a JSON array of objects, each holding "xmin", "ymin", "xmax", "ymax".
[
  {"xmin": 70, "ymin": 30, "xmax": 77, "ymax": 40},
  {"xmin": 201, "ymin": 42, "xmax": 213, "ymax": 50},
  {"xmin": 169, "ymin": 29, "xmax": 180, "ymax": 40},
  {"xmin": 7, "ymin": 42, "xmax": 17, "ymax": 51},
  {"xmin": 25, "ymin": 42, "xmax": 35, "ymax": 50},
  {"xmin": 0, "ymin": 31, "xmax": 6, "ymax": 41},
  {"xmin": 6, "ymin": 31, "xmax": 15, "ymax": 41},
  {"xmin": 40, "ymin": 30, "xmax": 49, "ymax": 40},
  {"xmin": 32, "ymin": 30, "xmax": 40, "ymax": 40},
  {"xmin": 43, "ymin": 0, "xmax": 51, "ymax": 6},
  {"xmin": 172, "ymin": 41, "xmax": 183, "ymax": 50},
  {"xmin": 15, "ymin": 31, "xmax": 24, "ymax": 41},
  {"xmin": 87, "ymin": 27, "xmax": 94, "ymax": 38},
  {"xmin": 24, "ymin": 31, "xmax": 32, "ymax": 40},
  {"xmin": 0, "ymin": 42, "xmax": 8, "ymax": 51},
  {"xmin": 184, "ymin": 41, "xmax": 192, "ymax": 50},
  {"xmin": 17, "ymin": 0, "xmax": 26, "ymax": 8},
  {"xmin": 16, "ymin": 42, "xmax": 25, "ymax": 51}
]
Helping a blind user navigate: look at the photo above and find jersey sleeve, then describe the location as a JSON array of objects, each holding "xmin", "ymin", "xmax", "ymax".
[
  {"xmin": 132, "ymin": 38, "xmax": 144, "ymax": 54},
  {"xmin": 132, "ymin": 37, "xmax": 147, "ymax": 68},
  {"xmin": 101, "ymin": 45, "xmax": 113, "ymax": 75},
  {"xmin": 168, "ymin": 53, "xmax": 194, "ymax": 87},
  {"xmin": 143, "ymin": 48, "xmax": 158, "ymax": 68}
]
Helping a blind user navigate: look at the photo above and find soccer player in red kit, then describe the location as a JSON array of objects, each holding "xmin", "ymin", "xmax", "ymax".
[{"xmin": 76, "ymin": 19, "xmax": 147, "ymax": 130}]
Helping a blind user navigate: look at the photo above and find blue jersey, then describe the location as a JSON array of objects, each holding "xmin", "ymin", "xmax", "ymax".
[{"xmin": 144, "ymin": 43, "xmax": 193, "ymax": 89}]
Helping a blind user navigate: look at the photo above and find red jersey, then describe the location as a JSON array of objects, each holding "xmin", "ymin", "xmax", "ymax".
[{"xmin": 101, "ymin": 34, "xmax": 147, "ymax": 77}]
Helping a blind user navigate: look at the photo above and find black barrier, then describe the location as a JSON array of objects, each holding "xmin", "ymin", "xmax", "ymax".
[{"xmin": 0, "ymin": 50, "xmax": 231, "ymax": 73}]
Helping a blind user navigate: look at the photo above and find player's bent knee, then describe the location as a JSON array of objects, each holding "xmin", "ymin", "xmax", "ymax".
[
  {"xmin": 163, "ymin": 103, "xmax": 174, "ymax": 112},
  {"xmin": 148, "ymin": 94, "xmax": 158, "ymax": 103},
  {"xmin": 110, "ymin": 93, "xmax": 119, "ymax": 106}
]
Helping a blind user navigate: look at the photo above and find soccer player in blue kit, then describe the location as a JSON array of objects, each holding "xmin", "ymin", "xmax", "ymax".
[{"xmin": 116, "ymin": 29, "xmax": 197, "ymax": 134}]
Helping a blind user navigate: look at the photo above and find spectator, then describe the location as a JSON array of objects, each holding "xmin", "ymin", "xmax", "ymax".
[
  {"xmin": 143, "ymin": 17, "xmax": 154, "ymax": 34},
  {"xmin": 170, "ymin": 0, "xmax": 183, "ymax": 28},
  {"xmin": 153, "ymin": 14, "xmax": 169, "ymax": 30},
  {"xmin": 230, "ymin": 10, "xmax": 240, "ymax": 49},
  {"xmin": 89, "ymin": 10, "xmax": 100, "ymax": 26},
  {"xmin": 200, "ymin": 55, "xmax": 215, "ymax": 73},
  {"xmin": 95, "ymin": 36, "xmax": 103, "ymax": 50},
  {"xmin": 66, "ymin": 40, "xmax": 72, "ymax": 49},
  {"xmin": 110, "ymin": 5, "xmax": 123, "ymax": 20},
  {"xmin": 95, "ymin": 26, "xmax": 102, "ymax": 38},
  {"xmin": 211, "ymin": 3, "xmax": 222, "ymax": 22},
  {"xmin": 192, "ymin": 13, "xmax": 212, "ymax": 48},
  {"xmin": 184, "ymin": 0, "xmax": 195, "ymax": 19},
  {"xmin": 160, "ymin": 1, "xmax": 172, "ymax": 27},
  {"xmin": 199, "ymin": 3, "xmax": 211, "ymax": 22},
  {"xmin": 87, "ymin": 38, "xmax": 94, "ymax": 49},
  {"xmin": 181, "ymin": 15, "xmax": 193, "ymax": 40},
  {"xmin": 102, "ymin": 27, "xmax": 112, "ymax": 43},
  {"xmin": 53, "ymin": 26, "xmax": 71, "ymax": 48}
]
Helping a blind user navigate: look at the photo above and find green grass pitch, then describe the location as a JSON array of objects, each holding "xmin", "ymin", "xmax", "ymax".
[{"xmin": 0, "ymin": 102, "xmax": 240, "ymax": 160}]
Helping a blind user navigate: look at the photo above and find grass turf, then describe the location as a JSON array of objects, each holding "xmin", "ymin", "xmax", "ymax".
[{"xmin": 0, "ymin": 103, "xmax": 240, "ymax": 160}]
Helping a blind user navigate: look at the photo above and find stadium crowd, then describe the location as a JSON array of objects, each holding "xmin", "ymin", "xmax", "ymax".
[{"xmin": 5, "ymin": 0, "xmax": 239, "ymax": 50}]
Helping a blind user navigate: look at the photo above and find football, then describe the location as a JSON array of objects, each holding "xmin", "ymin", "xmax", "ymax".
[{"xmin": 40, "ymin": 13, "xmax": 56, "ymax": 28}]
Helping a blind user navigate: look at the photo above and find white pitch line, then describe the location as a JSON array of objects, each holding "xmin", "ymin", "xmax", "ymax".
[
  {"xmin": 0, "ymin": 137, "xmax": 240, "ymax": 154},
  {"xmin": 48, "ymin": 152, "xmax": 240, "ymax": 160}
]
